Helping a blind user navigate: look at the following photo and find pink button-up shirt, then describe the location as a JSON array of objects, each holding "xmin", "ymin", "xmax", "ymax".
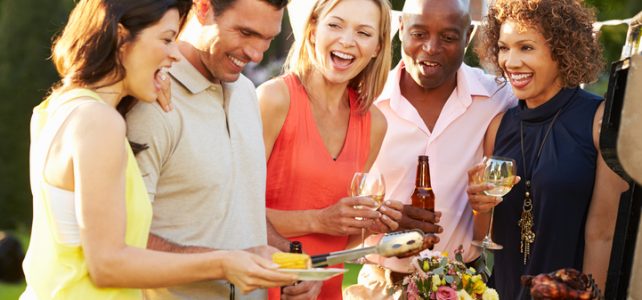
[{"xmin": 369, "ymin": 62, "xmax": 516, "ymax": 271}]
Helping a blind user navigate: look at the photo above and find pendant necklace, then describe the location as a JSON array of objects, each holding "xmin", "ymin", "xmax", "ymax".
[{"xmin": 518, "ymin": 107, "xmax": 562, "ymax": 265}]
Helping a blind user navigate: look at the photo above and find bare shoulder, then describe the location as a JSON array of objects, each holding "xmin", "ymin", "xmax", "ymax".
[
  {"xmin": 368, "ymin": 105, "xmax": 387, "ymax": 136},
  {"xmin": 67, "ymin": 101, "xmax": 126, "ymax": 146},
  {"xmin": 257, "ymin": 77, "xmax": 290, "ymax": 115},
  {"xmin": 257, "ymin": 77, "xmax": 291, "ymax": 156},
  {"xmin": 489, "ymin": 111, "xmax": 505, "ymax": 132},
  {"xmin": 484, "ymin": 111, "xmax": 506, "ymax": 156},
  {"xmin": 592, "ymin": 101, "xmax": 606, "ymax": 149}
]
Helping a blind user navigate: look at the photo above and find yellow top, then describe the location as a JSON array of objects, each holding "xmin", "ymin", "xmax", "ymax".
[{"xmin": 22, "ymin": 88, "xmax": 152, "ymax": 299}]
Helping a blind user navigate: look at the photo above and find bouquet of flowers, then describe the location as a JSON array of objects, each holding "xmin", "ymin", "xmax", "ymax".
[{"xmin": 403, "ymin": 246, "xmax": 498, "ymax": 300}]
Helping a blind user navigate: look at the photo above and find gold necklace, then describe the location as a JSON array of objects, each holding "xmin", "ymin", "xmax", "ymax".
[{"xmin": 518, "ymin": 107, "xmax": 562, "ymax": 265}]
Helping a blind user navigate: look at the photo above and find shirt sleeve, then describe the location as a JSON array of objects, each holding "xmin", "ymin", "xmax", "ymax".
[{"xmin": 125, "ymin": 101, "xmax": 178, "ymax": 202}]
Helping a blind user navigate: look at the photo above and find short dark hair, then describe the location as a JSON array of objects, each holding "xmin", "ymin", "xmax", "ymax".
[
  {"xmin": 211, "ymin": 0, "xmax": 289, "ymax": 16},
  {"xmin": 52, "ymin": 0, "xmax": 192, "ymax": 88}
]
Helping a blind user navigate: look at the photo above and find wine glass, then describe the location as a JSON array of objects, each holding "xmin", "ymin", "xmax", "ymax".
[
  {"xmin": 471, "ymin": 156, "xmax": 516, "ymax": 250},
  {"xmin": 349, "ymin": 172, "xmax": 385, "ymax": 248}
]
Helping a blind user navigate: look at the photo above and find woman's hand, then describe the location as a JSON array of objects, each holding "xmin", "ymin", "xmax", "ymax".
[
  {"xmin": 368, "ymin": 200, "xmax": 403, "ymax": 233},
  {"xmin": 466, "ymin": 163, "xmax": 519, "ymax": 213},
  {"xmin": 315, "ymin": 196, "xmax": 381, "ymax": 236},
  {"xmin": 220, "ymin": 250, "xmax": 297, "ymax": 294}
]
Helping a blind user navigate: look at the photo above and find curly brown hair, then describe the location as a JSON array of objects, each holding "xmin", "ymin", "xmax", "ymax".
[{"xmin": 475, "ymin": 0, "xmax": 603, "ymax": 87}]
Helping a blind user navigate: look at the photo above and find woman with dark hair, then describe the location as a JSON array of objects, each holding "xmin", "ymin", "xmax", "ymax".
[
  {"xmin": 22, "ymin": 0, "xmax": 295, "ymax": 299},
  {"xmin": 467, "ymin": 0, "xmax": 629, "ymax": 298}
]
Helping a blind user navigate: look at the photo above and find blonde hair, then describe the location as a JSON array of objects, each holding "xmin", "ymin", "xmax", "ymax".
[{"xmin": 284, "ymin": 0, "xmax": 392, "ymax": 112}]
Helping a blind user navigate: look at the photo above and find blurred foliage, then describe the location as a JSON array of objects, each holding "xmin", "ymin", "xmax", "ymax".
[
  {"xmin": 0, "ymin": 0, "xmax": 641, "ymax": 230},
  {"xmin": 0, "ymin": 0, "xmax": 73, "ymax": 229}
]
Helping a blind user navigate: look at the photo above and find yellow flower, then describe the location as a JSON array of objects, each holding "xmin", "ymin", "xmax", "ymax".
[
  {"xmin": 481, "ymin": 288, "xmax": 499, "ymax": 300},
  {"xmin": 461, "ymin": 274, "xmax": 471, "ymax": 287},
  {"xmin": 457, "ymin": 290, "xmax": 474, "ymax": 300},
  {"xmin": 471, "ymin": 275, "xmax": 487, "ymax": 295},
  {"xmin": 431, "ymin": 274, "xmax": 441, "ymax": 291}
]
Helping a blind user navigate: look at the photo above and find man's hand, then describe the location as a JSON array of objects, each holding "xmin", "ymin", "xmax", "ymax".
[
  {"xmin": 155, "ymin": 68, "xmax": 173, "ymax": 112},
  {"xmin": 398, "ymin": 205, "xmax": 443, "ymax": 234},
  {"xmin": 368, "ymin": 200, "xmax": 403, "ymax": 233},
  {"xmin": 281, "ymin": 281, "xmax": 323, "ymax": 300}
]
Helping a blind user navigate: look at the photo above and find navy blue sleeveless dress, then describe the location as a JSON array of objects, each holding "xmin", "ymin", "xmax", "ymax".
[{"xmin": 491, "ymin": 87, "xmax": 602, "ymax": 299}]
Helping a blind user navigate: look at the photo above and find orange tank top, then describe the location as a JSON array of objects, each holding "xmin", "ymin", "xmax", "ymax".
[{"xmin": 266, "ymin": 74, "xmax": 371, "ymax": 299}]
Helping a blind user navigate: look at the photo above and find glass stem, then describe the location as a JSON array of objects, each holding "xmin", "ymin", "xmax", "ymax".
[
  {"xmin": 486, "ymin": 207, "xmax": 495, "ymax": 240},
  {"xmin": 361, "ymin": 228, "xmax": 365, "ymax": 249}
]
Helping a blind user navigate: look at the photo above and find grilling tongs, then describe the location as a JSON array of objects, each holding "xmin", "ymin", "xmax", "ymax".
[{"xmin": 310, "ymin": 229, "xmax": 425, "ymax": 268}]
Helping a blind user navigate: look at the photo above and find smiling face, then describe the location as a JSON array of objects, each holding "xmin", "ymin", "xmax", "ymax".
[
  {"xmin": 310, "ymin": 0, "xmax": 381, "ymax": 84},
  {"xmin": 196, "ymin": 0, "xmax": 283, "ymax": 83},
  {"xmin": 399, "ymin": 0, "xmax": 471, "ymax": 90},
  {"xmin": 498, "ymin": 20, "xmax": 562, "ymax": 106},
  {"xmin": 121, "ymin": 8, "xmax": 181, "ymax": 102}
]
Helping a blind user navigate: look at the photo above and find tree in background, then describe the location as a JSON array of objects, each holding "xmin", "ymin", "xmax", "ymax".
[{"xmin": 0, "ymin": 0, "xmax": 73, "ymax": 229}]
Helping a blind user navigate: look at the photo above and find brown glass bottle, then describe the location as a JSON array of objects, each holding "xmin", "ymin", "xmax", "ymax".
[
  {"xmin": 411, "ymin": 155, "xmax": 435, "ymax": 212},
  {"xmin": 281, "ymin": 241, "xmax": 302, "ymax": 294},
  {"xmin": 289, "ymin": 241, "xmax": 302, "ymax": 254}
]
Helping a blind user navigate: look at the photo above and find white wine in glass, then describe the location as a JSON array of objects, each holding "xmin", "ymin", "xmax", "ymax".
[
  {"xmin": 349, "ymin": 172, "xmax": 385, "ymax": 249},
  {"xmin": 349, "ymin": 172, "xmax": 385, "ymax": 210},
  {"xmin": 472, "ymin": 156, "xmax": 516, "ymax": 250}
]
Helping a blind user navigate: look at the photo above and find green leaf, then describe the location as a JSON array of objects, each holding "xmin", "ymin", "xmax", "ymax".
[
  {"xmin": 433, "ymin": 266, "xmax": 444, "ymax": 275},
  {"xmin": 484, "ymin": 249, "xmax": 495, "ymax": 272},
  {"xmin": 455, "ymin": 252, "xmax": 463, "ymax": 263},
  {"xmin": 440, "ymin": 257, "xmax": 448, "ymax": 267},
  {"xmin": 445, "ymin": 275, "xmax": 454, "ymax": 284}
]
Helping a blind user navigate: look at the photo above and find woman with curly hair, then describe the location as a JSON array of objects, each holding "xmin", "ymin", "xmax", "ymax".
[{"xmin": 466, "ymin": 0, "xmax": 629, "ymax": 298}]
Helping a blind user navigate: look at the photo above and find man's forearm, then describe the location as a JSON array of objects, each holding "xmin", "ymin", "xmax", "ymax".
[
  {"xmin": 147, "ymin": 233, "xmax": 213, "ymax": 253},
  {"xmin": 267, "ymin": 219, "xmax": 291, "ymax": 252}
]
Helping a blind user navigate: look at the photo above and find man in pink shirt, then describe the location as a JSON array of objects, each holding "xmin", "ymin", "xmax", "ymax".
[{"xmin": 348, "ymin": 0, "xmax": 516, "ymax": 297}]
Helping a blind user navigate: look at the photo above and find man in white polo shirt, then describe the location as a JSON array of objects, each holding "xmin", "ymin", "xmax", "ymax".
[
  {"xmin": 349, "ymin": 0, "xmax": 516, "ymax": 297},
  {"xmin": 125, "ymin": 0, "xmax": 293, "ymax": 299}
]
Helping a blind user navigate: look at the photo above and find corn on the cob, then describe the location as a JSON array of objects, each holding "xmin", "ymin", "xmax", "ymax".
[{"xmin": 272, "ymin": 252, "xmax": 310, "ymax": 269}]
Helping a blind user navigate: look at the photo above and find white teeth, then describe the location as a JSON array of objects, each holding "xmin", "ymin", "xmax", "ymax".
[
  {"xmin": 422, "ymin": 61, "xmax": 438, "ymax": 67},
  {"xmin": 229, "ymin": 55, "xmax": 246, "ymax": 68},
  {"xmin": 332, "ymin": 51, "xmax": 354, "ymax": 60},
  {"xmin": 511, "ymin": 73, "xmax": 532, "ymax": 80}
]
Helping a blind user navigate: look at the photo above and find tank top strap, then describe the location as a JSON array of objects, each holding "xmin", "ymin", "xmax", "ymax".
[
  {"xmin": 30, "ymin": 89, "xmax": 105, "ymax": 186},
  {"xmin": 346, "ymin": 88, "xmax": 370, "ymax": 167},
  {"xmin": 282, "ymin": 73, "xmax": 309, "ymax": 124}
]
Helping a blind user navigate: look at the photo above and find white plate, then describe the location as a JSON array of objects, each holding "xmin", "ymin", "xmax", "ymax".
[{"xmin": 279, "ymin": 268, "xmax": 348, "ymax": 281}]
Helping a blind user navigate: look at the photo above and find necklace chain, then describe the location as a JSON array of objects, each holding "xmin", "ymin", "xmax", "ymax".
[{"xmin": 517, "ymin": 104, "xmax": 564, "ymax": 265}]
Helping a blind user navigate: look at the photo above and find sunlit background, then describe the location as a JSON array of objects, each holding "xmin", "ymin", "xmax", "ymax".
[{"xmin": 1, "ymin": 0, "xmax": 641, "ymax": 298}]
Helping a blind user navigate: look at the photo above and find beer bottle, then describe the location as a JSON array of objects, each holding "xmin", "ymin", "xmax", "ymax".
[
  {"xmin": 289, "ymin": 241, "xmax": 302, "ymax": 254},
  {"xmin": 281, "ymin": 241, "xmax": 302, "ymax": 294},
  {"xmin": 411, "ymin": 155, "xmax": 435, "ymax": 211}
]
